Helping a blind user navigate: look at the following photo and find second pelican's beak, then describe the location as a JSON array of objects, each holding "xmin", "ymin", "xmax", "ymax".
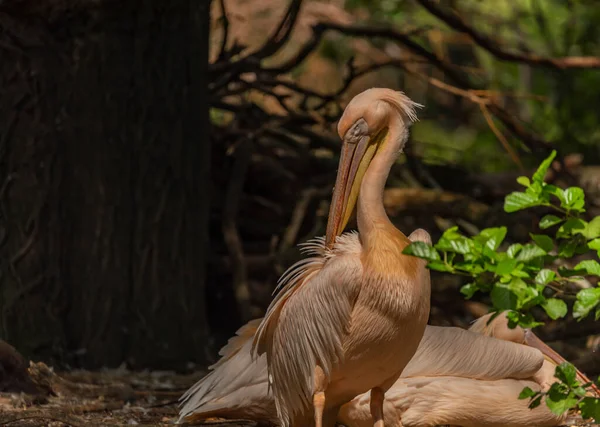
[
  {"xmin": 325, "ymin": 123, "xmax": 387, "ymax": 247},
  {"xmin": 524, "ymin": 329, "xmax": 600, "ymax": 396}
]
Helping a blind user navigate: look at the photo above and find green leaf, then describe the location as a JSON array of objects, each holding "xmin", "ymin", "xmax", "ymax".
[
  {"xmin": 558, "ymin": 238, "xmax": 580, "ymax": 258},
  {"xmin": 447, "ymin": 238, "xmax": 472, "ymax": 254},
  {"xmin": 589, "ymin": 238, "xmax": 600, "ymax": 251},
  {"xmin": 508, "ymin": 277, "xmax": 543, "ymax": 310},
  {"xmin": 507, "ymin": 243, "xmax": 523, "ymax": 258},
  {"xmin": 535, "ymin": 269, "xmax": 556, "ymax": 285},
  {"xmin": 512, "ymin": 269, "xmax": 532, "ymax": 279},
  {"xmin": 516, "ymin": 244, "xmax": 547, "ymax": 262},
  {"xmin": 562, "ymin": 187, "xmax": 585, "ymax": 211},
  {"xmin": 580, "ymin": 397, "xmax": 600, "ymax": 423},
  {"xmin": 403, "ymin": 242, "xmax": 440, "ymax": 261},
  {"xmin": 460, "ymin": 283, "xmax": 478, "ymax": 299},
  {"xmin": 582, "ymin": 217, "xmax": 600, "ymax": 240},
  {"xmin": 477, "ymin": 227, "xmax": 508, "ymax": 251},
  {"xmin": 529, "ymin": 395, "xmax": 543, "ymax": 409},
  {"xmin": 496, "ymin": 258, "xmax": 518, "ymax": 275},
  {"xmin": 504, "ymin": 191, "xmax": 541, "ymax": 213},
  {"xmin": 589, "ymin": 238, "xmax": 600, "ymax": 258},
  {"xmin": 519, "ymin": 386, "xmax": 537, "ymax": 399},
  {"xmin": 532, "ymin": 150, "xmax": 556, "ymax": 184},
  {"xmin": 546, "ymin": 390, "xmax": 578, "ymax": 416},
  {"xmin": 557, "ymin": 218, "xmax": 587, "ymax": 237},
  {"xmin": 491, "ymin": 284, "xmax": 517, "ymax": 310},
  {"xmin": 512, "ymin": 269, "xmax": 531, "ymax": 279},
  {"xmin": 542, "ymin": 298, "xmax": 567, "ymax": 320},
  {"xmin": 516, "ymin": 176, "xmax": 530, "ymax": 187},
  {"xmin": 574, "ymin": 260, "xmax": 600, "ymax": 276},
  {"xmin": 563, "ymin": 186, "xmax": 584, "ymax": 205},
  {"xmin": 574, "ymin": 288, "xmax": 600, "ymax": 319},
  {"xmin": 573, "ymin": 386, "xmax": 589, "ymax": 398},
  {"xmin": 539, "ymin": 214, "xmax": 563, "ymax": 230},
  {"xmin": 555, "ymin": 363, "xmax": 577, "ymax": 387},
  {"xmin": 506, "ymin": 311, "xmax": 544, "ymax": 329},
  {"xmin": 546, "ymin": 381, "xmax": 578, "ymax": 416},
  {"xmin": 426, "ymin": 261, "xmax": 452, "ymax": 272},
  {"xmin": 543, "ymin": 184, "xmax": 565, "ymax": 203},
  {"xmin": 530, "ymin": 234, "xmax": 554, "ymax": 252},
  {"xmin": 435, "ymin": 233, "xmax": 472, "ymax": 255},
  {"xmin": 440, "ymin": 226, "xmax": 461, "ymax": 239}
]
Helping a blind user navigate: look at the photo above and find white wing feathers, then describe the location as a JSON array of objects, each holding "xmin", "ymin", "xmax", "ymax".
[
  {"xmin": 402, "ymin": 326, "xmax": 543, "ymax": 380},
  {"xmin": 178, "ymin": 319, "xmax": 268, "ymax": 422},
  {"xmin": 252, "ymin": 233, "xmax": 362, "ymax": 426}
]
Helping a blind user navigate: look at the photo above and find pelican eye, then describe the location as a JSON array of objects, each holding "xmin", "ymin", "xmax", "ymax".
[{"xmin": 344, "ymin": 118, "xmax": 369, "ymax": 144}]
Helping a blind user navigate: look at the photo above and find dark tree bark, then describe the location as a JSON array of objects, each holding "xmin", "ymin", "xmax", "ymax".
[{"xmin": 0, "ymin": 0, "xmax": 211, "ymax": 369}]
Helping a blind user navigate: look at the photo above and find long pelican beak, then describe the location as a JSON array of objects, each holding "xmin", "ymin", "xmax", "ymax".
[
  {"xmin": 325, "ymin": 122, "xmax": 387, "ymax": 247},
  {"xmin": 524, "ymin": 329, "xmax": 600, "ymax": 396}
]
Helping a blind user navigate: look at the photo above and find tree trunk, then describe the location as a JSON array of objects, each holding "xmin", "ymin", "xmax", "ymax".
[{"xmin": 0, "ymin": 0, "xmax": 211, "ymax": 369}]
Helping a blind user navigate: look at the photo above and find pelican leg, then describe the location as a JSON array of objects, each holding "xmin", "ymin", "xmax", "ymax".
[
  {"xmin": 370, "ymin": 387, "xmax": 385, "ymax": 427},
  {"xmin": 313, "ymin": 366, "xmax": 326, "ymax": 427}
]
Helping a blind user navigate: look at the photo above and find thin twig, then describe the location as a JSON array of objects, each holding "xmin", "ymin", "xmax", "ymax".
[
  {"xmin": 479, "ymin": 103, "xmax": 524, "ymax": 171},
  {"xmin": 217, "ymin": 0, "xmax": 230, "ymax": 62}
]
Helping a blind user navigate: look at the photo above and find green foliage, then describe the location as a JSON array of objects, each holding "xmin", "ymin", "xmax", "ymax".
[
  {"xmin": 403, "ymin": 150, "xmax": 600, "ymax": 325},
  {"xmin": 404, "ymin": 150, "xmax": 600, "ymax": 419},
  {"xmin": 520, "ymin": 363, "xmax": 599, "ymax": 422}
]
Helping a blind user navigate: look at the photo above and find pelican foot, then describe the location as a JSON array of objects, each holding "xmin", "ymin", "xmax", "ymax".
[{"xmin": 313, "ymin": 365, "xmax": 327, "ymax": 427}]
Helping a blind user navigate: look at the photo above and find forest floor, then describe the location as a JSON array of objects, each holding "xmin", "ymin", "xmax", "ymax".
[
  {"xmin": 0, "ymin": 362, "xmax": 598, "ymax": 427},
  {"xmin": 0, "ymin": 363, "xmax": 258, "ymax": 427}
]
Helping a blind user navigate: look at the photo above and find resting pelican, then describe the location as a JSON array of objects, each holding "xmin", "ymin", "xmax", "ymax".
[
  {"xmin": 251, "ymin": 88, "xmax": 431, "ymax": 427},
  {"xmin": 339, "ymin": 312, "xmax": 599, "ymax": 427},
  {"xmin": 178, "ymin": 313, "xmax": 596, "ymax": 427}
]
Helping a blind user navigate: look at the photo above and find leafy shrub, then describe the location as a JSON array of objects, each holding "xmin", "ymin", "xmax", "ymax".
[{"xmin": 404, "ymin": 150, "xmax": 600, "ymax": 421}]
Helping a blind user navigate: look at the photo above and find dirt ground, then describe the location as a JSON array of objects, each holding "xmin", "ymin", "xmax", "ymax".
[
  {"xmin": 0, "ymin": 363, "xmax": 199, "ymax": 427},
  {"xmin": 0, "ymin": 360, "xmax": 261, "ymax": 427}
]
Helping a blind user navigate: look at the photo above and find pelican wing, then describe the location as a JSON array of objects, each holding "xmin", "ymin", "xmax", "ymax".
[
  {"xmin": 252, "ymin": 233, "xmax": 362, "ymax": 425},
  {"xmin": 388, "ymin": 376, "xmax": 563, "ymax": 427},
  {"xmin": 179, "ymin": 319, "xmax": 271, "ymax": 423},
  {"xmin": 210, "ymin": 318, "xmax": 263, "ymax": 370},
  {"xmin": 341, "ymin": 376, "xmax": 563, "ymax": 427},
  {"xmin": 401, "ymin": 326, "xmax": 543, "ymax": 380},
  {"xmin": 181, "ymin": 384, "xmax": 276, "ymax": 426}
]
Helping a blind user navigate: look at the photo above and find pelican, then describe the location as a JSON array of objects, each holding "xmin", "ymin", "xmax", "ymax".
[
  {"xmin": 178, "ymin": 312, "xmax": 597, "ymax": 427},
  {"xmin": 251, "ymin": 88, "xmax": 432, "ymax": 427}
]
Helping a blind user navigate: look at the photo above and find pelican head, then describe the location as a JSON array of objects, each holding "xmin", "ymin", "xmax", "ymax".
[{"xmin": 325, "ymin": 88, "xmax": 421, "ymax": 246}]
